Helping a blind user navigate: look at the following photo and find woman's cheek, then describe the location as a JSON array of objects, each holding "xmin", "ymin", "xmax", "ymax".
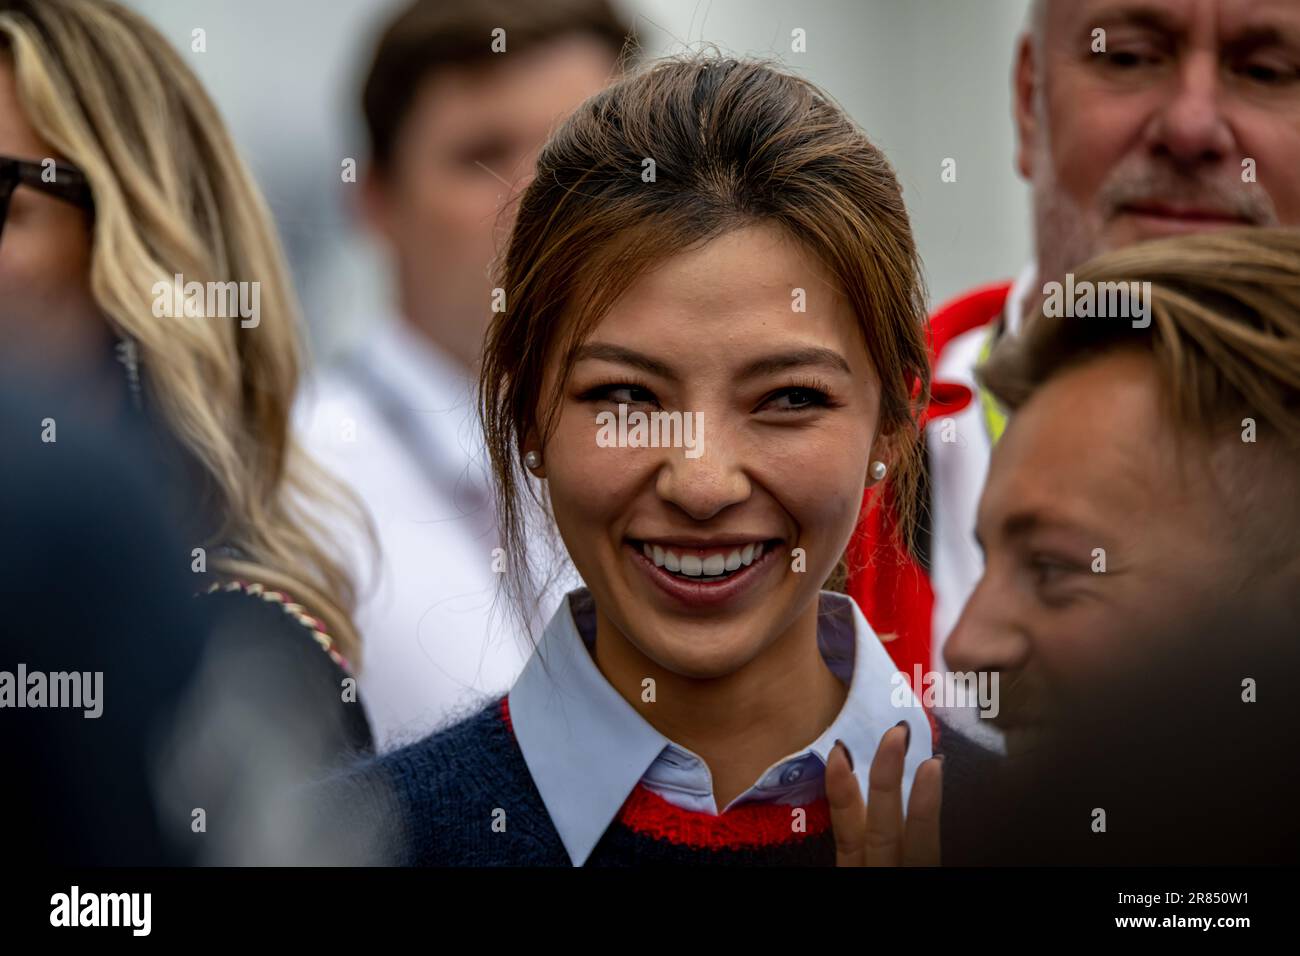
[
  {"xmin": 761, "ymin": 428, "xmax": 870, "ymax": 562},
  {"xmin": 544, "ymin": 410, "xmax": 645, "ymax": 561}
]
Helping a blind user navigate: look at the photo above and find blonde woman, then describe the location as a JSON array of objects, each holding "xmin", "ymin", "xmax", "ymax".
[{"xmin": 0, "ymin": 0, "xmax": 372, "ymax": 759}]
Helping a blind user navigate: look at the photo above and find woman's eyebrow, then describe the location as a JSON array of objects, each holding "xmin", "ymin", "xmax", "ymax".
[
  {"xmin": 572, "ymin": 343, "xmax": 853, "ymax": 382},
  {"xmin": 573, "ymin": 342, "xmax": 678, "ymax": 381},
  {"xmin": 737, "ymin": 347, "xmax": 852, "ymax": 380}
]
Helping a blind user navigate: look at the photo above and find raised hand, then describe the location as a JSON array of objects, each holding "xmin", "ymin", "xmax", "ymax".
[{"xmin": 826, "ymin": 722, "xmax": 942, "ymax": 866}]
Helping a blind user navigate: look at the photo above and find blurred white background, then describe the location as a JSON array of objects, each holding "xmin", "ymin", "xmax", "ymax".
[{"xmin": 122, "ymin": 0, "xmax": 1034, "ymax": 364}]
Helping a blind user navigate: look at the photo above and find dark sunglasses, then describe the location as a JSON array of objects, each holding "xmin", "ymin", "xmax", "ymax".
[{"xmin": 0, "ymin": 155, "xmax": 95, "ymax": 241}]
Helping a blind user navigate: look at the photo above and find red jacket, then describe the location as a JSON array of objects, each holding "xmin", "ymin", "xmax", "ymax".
[{"xmin": 845, "ymin": 280, "xmax": 1013, "ymax": 698}]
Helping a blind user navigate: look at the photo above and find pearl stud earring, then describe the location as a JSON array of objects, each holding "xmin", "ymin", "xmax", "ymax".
[
  {"xmin": 523, "ymin": 450, "xmax": 541, "ymax": 470},
  {"xmin": 870, "ymin": 460, "xmax": 888, "ymax": 482}
]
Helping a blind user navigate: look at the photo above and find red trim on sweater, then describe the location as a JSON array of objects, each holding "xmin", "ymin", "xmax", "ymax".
[
  {"xmin": 500, "ymin": 697, "xmax": 831, "ymax": 850},
  {"xmin": 616, "ymin": 781, "xmax": 830, "ymax": 849}
]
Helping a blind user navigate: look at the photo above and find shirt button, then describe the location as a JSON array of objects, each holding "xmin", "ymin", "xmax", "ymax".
[{"xmin": 780, "ymin": 766, "xmax": 804, "ymax": 785}]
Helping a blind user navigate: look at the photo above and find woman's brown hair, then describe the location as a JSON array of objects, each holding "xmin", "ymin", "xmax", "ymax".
[{"xmin": 480, "ymin": 53, "xmax": 932, "ymax": 636}]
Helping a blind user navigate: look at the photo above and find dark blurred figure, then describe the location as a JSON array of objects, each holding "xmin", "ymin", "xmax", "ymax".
[
  {"xmin": 970, "ymin": 601, "xmax": 1297, "ymax": 864},
  {"xmin": 0, "ymin": 367, "xmax": 376, "ymax": 864},
  {"xmin": 0, "ymin": 373, "xmax": 205, "ymax": 864}
]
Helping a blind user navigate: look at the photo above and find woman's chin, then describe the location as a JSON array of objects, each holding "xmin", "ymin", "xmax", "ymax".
[{"xmin": 623, "ymin": 625, "xmax": 773, "ymax": 681}]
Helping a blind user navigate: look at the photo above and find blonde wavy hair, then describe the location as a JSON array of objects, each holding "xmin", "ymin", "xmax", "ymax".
[{"xmin": 0, "ymin": 0, "xmax": 369, "ymax": 663}]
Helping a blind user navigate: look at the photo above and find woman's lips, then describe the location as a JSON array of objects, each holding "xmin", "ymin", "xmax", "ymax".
[{"xmin": 625, "ymin": 538, "xmax": 782, "ymax": 610}]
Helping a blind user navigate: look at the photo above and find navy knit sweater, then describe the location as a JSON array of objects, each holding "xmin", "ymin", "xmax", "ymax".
[{"xmin": 319, "ymin": 695, "xmax": 838, "ymax": 866}]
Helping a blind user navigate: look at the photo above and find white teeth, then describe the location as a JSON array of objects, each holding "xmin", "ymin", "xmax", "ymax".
[{"xmin": 639, "ymin": 540, "xmax": 772, "ymax": 580}]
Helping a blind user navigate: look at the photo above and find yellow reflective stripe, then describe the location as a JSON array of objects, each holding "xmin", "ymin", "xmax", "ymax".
[{"xmin": 976, "ymin": 326, "xmax": 1008, "ymax": 445}]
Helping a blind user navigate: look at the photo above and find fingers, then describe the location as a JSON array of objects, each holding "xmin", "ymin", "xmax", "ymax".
[
  {"xmin": 826, "ymin": 738, "xmax": 866, "ymax": 866},
  {"xmin": 864, "ymin": 721, "xmax": 909, "ymax": 867},
  {"xmin": 902, "ymin": 755, "xmax": 943, "ymax": 867}
]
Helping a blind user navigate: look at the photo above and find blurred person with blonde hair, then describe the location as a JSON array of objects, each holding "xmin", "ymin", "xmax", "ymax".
[{"xmin": 0, "ymin": 0, "xmax": 373, "ymax": 859}]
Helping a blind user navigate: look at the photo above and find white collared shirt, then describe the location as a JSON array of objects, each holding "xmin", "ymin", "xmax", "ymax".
[
  {"xmin": 926, "ymin": 262, "xmax": 1037, "ymax": 749},
  {"xmin": 508, "ymin": 587, "xmax": 934, "ymax": 867},
  {"xmin": 296, "ymin": 318, "xmax": 574, "ymax": 750}
]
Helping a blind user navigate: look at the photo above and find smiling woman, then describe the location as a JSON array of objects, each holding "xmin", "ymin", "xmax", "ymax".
[{"xmin": 321, "ymin": 54, "xmax": 943, "ymax": 867}]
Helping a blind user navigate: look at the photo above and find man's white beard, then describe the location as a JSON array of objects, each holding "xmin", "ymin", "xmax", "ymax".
[
  {"xmin": 1031, "ymin": 146, "xmax": 1106, "ymax": 291},
  {"xmin": 1029, "ymin": 129, "xmax": 1279, "ymax": 291}
]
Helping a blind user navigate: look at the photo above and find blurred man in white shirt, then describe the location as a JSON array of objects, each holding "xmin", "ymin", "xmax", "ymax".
[{"xmin": 299, "ymin": 0, "xmax": 629, "ymax": 749}]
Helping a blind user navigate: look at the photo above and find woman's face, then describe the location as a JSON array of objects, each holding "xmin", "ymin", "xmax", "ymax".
[
  {"xmin": 537, "ymin": 223, "xmax": 885, "ymax": 678},
  {"xmin": 0, "ymin": 60, "xmax": 101, "ymax": 377}
]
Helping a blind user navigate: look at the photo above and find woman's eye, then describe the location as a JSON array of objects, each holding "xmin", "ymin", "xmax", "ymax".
[
  {"xmin": 762, "ymin": 387, "xmax": 831, "ymax": 412},
  {"xmin": 582, "ymin": 383, "xmax": 658, "ymax": 406}
]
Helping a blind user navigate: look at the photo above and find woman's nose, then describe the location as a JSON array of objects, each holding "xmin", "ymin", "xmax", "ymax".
[{"xmin": 652, "ymin": 433, "xmax": 751, "ymax": 521}]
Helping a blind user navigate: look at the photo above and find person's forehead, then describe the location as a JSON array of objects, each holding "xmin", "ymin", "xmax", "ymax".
[
  {"xmin": 594, "ymin": 225, "xmax": 862, "ymax": 356},
  {"xmin": 1048, "ymin": 0, "xmax": 1300, "ymax": 41},
  {"xmin": 408, "ymin": 35, "xmax": 613, "ymax": 141},
  {"xmin": 982, "ymin": 352, "xmax": 1168, "ymax": 534},
  {"xmin": 615, "ymin": 225, "xmax": 830, "ymax": 304}
]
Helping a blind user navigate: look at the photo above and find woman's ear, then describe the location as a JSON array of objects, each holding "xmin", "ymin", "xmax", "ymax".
[
  {"xmin": 521, "ymin": 427, "xmax": 546, "ymax": 479},
  {"xmin": 866, "ymin": 431, "xmax": 896, "ymax": 487}
]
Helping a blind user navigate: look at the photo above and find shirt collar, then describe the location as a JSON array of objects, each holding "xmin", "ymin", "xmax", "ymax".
[{"xmin": 507, "ymin": 588, "xmax": 931, "ymax": 866}]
